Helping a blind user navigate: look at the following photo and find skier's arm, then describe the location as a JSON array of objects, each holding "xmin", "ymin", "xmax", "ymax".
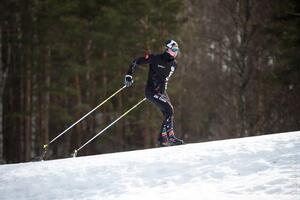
[
  {"xmin": 124, "ymin": 54, "xmax": 153, "ymax": 87},
  {"xmin": 126, "ymin": 54, "xmax": 153, "ymax": 75}
]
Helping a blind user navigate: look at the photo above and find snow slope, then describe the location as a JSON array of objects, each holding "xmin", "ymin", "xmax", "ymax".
[{"xmin": 0, "ymin": 131, "xmax": 299, "ymax": 200}]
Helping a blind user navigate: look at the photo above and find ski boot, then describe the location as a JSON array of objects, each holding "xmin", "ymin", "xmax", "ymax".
[
  {"xmin": 157, "ymin": 132, "xmax": 170, "ymax": 147},
  {"xmin": 168, "ymin": 131, "xmax": 184, "ymax": 146}
]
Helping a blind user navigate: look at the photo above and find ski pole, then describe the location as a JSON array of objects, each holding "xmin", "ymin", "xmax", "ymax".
[
  {"xmin": 72, "ymin": 97, "xmax": 147, "ymax": 157},
  {"xmin": 41, "ymin": 85, "xmax": 126, "ymax": 159}
]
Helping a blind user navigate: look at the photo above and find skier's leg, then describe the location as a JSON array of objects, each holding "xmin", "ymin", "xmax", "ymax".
[
  {"xmin": 156, "ymin": 93, "xmax": 184, "ymax": 145},
  {"xmin": 145, "ymin": 90, "xmax": 183, "ymax": 146},
  {"xmin": 161, "ymin": 104, "xmax": 184, "ymax": 145},
  {"xmin": 157, "ymin": 121, "xmax": 169, "ymax": 146}
]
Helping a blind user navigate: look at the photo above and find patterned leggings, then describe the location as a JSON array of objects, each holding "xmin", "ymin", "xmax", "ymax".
[{"xmin": 145, "ymin": 89, "xmax": 174, "ymax": 135}]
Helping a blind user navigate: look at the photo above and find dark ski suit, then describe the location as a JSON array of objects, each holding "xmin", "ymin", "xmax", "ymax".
[{"xmin": 127, "ymin": 52, "xmax": 177, "ymax": 134}]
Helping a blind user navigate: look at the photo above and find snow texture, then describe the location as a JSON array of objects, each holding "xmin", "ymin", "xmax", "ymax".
[{"xmin": 0, "ymin": 131, "xmax": 299, "ymax": 200}]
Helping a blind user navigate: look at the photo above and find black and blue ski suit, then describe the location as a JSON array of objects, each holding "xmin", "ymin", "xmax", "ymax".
[{"xmin": 126, "ymin": 52, "xmax": 177, "ymax": 134}]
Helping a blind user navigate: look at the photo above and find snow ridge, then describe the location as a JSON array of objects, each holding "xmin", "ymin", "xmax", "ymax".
[{"xmin": 0, "ymin": 131, "xmax": 299, "ymax": 200}]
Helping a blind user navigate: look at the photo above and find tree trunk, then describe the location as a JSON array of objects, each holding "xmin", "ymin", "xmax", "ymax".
[
  {"xmin": 72, "ymin": 75, "xmax": 82, "ymax": 154},
  {"xmin": 238, "ymin": 0, "xmax": 252, "ymax": 137},
  {"xmin": 84, "ymin": 39, "xmax": 95, "ymax": 155},
  {"xmin": 0, "ymin": 24, "xmax": 9, "ymax": 163},
  {"xmin": 24, "ymin": 51, "xmax": 32, "ymax": 161},
  {"xmin": 42, "ymin": 47, "xmax": 50, "ymax": 147},
  {"xmin": 0, "ymin": 25, "xmax": 2, "ymax": 163},
  {"xmin": 22, "ymin": 0, "xmax": 32, "ymax": 161}
]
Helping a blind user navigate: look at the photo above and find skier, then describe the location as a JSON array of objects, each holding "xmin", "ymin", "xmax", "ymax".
[{"xmin": 124, "ymin": 39, "xmax": 184, "ymax": 147}]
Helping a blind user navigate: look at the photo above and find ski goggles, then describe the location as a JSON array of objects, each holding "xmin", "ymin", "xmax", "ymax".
[{"xmin": 170, "ymin": 46, "xmax": 179, "ymax": 53}]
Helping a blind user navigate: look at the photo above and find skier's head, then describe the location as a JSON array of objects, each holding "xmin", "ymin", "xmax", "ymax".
[{"xmin": 165, "ymin": 39, "xmax": 179, "ymax": 58}]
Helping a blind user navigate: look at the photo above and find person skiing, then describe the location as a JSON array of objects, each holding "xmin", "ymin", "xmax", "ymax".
[{"xmin": 124, "ymin": 39, "xmax": 184, "ymax": 147}]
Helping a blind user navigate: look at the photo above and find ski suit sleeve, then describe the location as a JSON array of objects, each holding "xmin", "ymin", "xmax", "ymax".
[{"xmin": 126, "ymin": 54, "xmax": 154, "ymax": 76}]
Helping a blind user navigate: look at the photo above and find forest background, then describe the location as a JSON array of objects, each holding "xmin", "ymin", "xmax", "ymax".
[{"xmin": 1, "ymin": 0, "xmax": 299, "ymax": 163}]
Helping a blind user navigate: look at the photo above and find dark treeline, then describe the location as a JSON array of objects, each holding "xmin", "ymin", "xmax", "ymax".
[
  {"xmin": 0, "ymin": 0, "xmax": 299, "ymax": 163},
  {"xmin": 178, "ymin": 0, "xmax": 300, "ymax": 140}
]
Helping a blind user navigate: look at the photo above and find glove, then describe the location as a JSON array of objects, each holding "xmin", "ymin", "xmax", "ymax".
[{"xmin": 124, "ymin": 75, "xmax": 134, "ymax": 87}]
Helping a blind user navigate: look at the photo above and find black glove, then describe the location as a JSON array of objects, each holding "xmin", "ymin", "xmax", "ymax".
[{"xmin": 124, "ymin": 75, "xmax": 134, "ymax": 87}]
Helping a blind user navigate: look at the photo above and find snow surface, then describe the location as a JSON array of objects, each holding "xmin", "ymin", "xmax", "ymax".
[{"xmin": 0, "ymin": 131, "xmax": 299, "ymax": 200}]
